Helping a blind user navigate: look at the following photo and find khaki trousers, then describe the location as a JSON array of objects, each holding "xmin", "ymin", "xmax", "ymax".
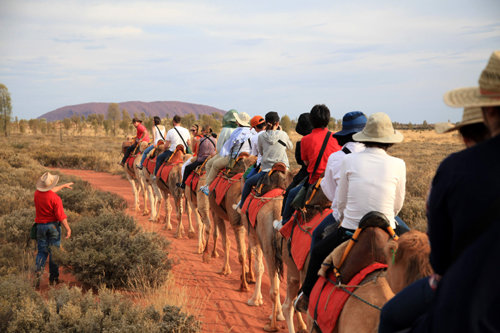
[{"xmin": 205, "ymin": 155, "xmax": 230, "ymax": 185}]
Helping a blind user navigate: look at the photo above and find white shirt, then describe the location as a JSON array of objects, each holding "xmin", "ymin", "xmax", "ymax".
[
  {"xmin": 336, "ymin": 147, "xmax": 406, "ymax": 230},
  {"xmin": 251, "ymin": 130, "xmax": 265, "ymax": 165},
  {"xmin": 321, "ymin": 141, "xmax": 365, "ymax": 221},
  {"xmin": 153, "ymin": 125, "xmax": 166, "ymax": 145},
  {"xmin": 165, "ymin": 125, "xmax": 190, "ymax": 152}
]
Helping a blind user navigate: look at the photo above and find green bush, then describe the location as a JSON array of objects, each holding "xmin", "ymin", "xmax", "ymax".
[
  {"xmin": 0, "ymin": 276, "xmax": 201, "ymax": 332},
  {"xmin": 0, "ymin": 185, "xmax": 33, "ymax": 216},
  {"xmin": 61, "ymin": 212, "xmax": 171, "ymax": 289}
]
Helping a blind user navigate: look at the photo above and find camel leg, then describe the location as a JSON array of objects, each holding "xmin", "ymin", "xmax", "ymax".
[
  {"xmin": 147, "ymin": 185, "xmax": 156, "ymax": 221},
  {"xmin": 247, "ymin": 245, "xmax": 256, "ymax": 284},
  {"xmin": 140, "ymin": 178, "xmax": 149, "ymax": 216},
  {"xmin": 163, "ymin": 193, "xmax": 173, "ymax": 230},
  {"xmin": 215, "ymin": 216, "xmax": 231, "ymax": 275},
  {"xmin": 186, "ymin": 197, "xmax": 196, "ymax": 239},
  {"xmin": 210, "ymin": 211, "xmax": 219, "ymax": 258},
  {"xmin": 247, "ymin": 233, "xmax": 264, "ymax": 306},
  {"xmin": 174, "ymin": 196, "xmax": 185, "ymax": 239},
  {"xmin": 283, "ymin": 252, "xmax": 303, "ymax": 333},
  {"xmin": 127, "ymin": 177, "xmax": 140, "ymax": 212},
  {"xmin": 230, "ymin": 223, "xmax": 249, "ymax": 291}
]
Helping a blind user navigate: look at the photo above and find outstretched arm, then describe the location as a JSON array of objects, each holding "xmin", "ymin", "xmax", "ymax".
[{"xmin": 52, "ymin": 182, "xmax": 74, "ymax": 193}]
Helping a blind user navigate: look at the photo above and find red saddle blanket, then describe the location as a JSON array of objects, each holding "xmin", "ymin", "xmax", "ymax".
[
  {"xmin": 280, "ymin": 209, "xmax": 333, "ymax": 271},
  {"xmin": 126, "ymin": 154, "xmax": 137, "ymax": 170},
  {"xmin": 186, "ymin": 171, "xmax": 203, "ymax": 192},
  {"xmin": 241, "ymin": 188, "xmax": 285, "ymax": 227},
  {"xmin": 145, "ymin": 156, "xmax": 157, "ymax": 175},
  {"xmin": 308, "ymin": 262, "xmax": 388, "ymax": 333},
  {"xmin": 158, "ymin": 162, "xmax": 181, "ymax": 184},
  {"xmin": 210, "ymin": 172, "xmax": 243, "ymax": 205}
]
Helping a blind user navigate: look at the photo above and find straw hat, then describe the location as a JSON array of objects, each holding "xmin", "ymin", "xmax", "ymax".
[
  {"xmin": 234, "ymin": 112, "xmax": 251, "ymax": 127},
  {"xmin": 250, "ymin": 115, "xmax": 265, "ymax": 128},
  {"xmin": 435, "ymin": 107, "xmax": 484, "ymax": 134},
  {"xmin": 36, "ymin": 172, "xmax": 60, "ymax": 192},
  {"xmin": 444, "ymin": 51, "xmax": 500, "ymax": 107},
  {"xmin": 353, "ymin": 112, "xmax": 403, "ymax": 143}
]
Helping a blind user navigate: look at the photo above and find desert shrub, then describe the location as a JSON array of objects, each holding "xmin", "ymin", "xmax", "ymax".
[
  {"xmin": 0, "ymin": 277, "xmax": 200, "ymax": 332},
  {"xmin": 34, "ymin": 151, "xmax": 117, "ymax": 173},
  {"xmin": 61, "ymin": 212, "xmax": 171, "ymax": 288},
  {"xmin": 0, "ymin": 185, "xmax": 33, "ymax": 215},
  {"xmin": 0, "ymin": 208, "xmax": 35, "ymax": 246}
]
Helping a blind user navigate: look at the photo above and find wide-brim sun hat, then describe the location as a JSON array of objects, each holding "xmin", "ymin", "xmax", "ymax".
[
  {"xmin": 333, "ymin": 111, "xmax": 368, "ymax": 137},
  {"xmin": 234, "ymin": 112, "xmax": 251, "ymax": 127},
  {"xmin": 36, "ymin": 172, "xmax": 60, "ymax": 192},
  {"xmin": 444, "ymin": 51, "xmax": 500, "ymax": 108},
  {"xmin": 353, "ymin": 112, "xmax": 404, "ymax": 143},
  {"xmin": 436, "ymin": 107, "xmax": 484, "ymax": 134}
]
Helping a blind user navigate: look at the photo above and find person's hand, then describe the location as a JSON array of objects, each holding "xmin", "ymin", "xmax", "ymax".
[
  {"xmin": 64, "ymin": 182, "xmax": 74, "ymax": 189},
  {"xmin": 65, "ymin": 228, "xmax": 71, "ymax": 239},
  {"xmin": 318, "ymin": 251, "xmax": 337, "ymax": 277}
]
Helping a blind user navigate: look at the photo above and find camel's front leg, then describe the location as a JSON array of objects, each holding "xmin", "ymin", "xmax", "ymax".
[
  {"xmin": 216, "ymin": 217, "xmax": 231, "ymax": 275},
  {"xmin": 233, "ymin": 224, "xmax": 249, "ymax": 292},
  {"xmin": 163, "ymin": 193, "xmax": 173, "ymax": 230},
  {"xmin": 247, "ymin": 234, "xmax": 264, "ymax": 306}
]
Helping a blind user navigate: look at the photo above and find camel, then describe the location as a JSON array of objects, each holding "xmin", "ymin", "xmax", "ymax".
[
  {"xmin": 309, "ymin": 228, "xmax": 432, "ymax": 333},
  {"xmin": 184, "ymin": 158, "xmax": 219, "ymax": 256},
  {"xmin": 208, "ymin": 153, "xmax": 257, "ymax": 291},
  {"xmin": 281, "ymin": 184, "xmax": 332, "ymax": 333},
  {"xmin": 121, "ymin": 140, "xmax": 149, "ymax": 215},
  {"xmin": 138, "ymin": 145, "xmax": 165, "ymax": 222},
  {"xmin": 153, "ymin": 145, "xmax": 195, "ymax": 238},
  {"xmin": 241, "ymin": 164, "xmax": 293, "ymax": 332}
]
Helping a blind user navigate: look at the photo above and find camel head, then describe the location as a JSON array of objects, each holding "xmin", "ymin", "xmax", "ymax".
[
  {"xmin": 139, "ymin": 141, "xmax": 149, "ymax": 153},
  {"xmin": 384, "ymin": 230, "xmax": 433, "ymax": 293}
]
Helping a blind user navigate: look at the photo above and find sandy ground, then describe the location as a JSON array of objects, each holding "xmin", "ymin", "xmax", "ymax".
[{"xmin": 55, "ymin": 168, "xmax": 290, "ymax": 333}]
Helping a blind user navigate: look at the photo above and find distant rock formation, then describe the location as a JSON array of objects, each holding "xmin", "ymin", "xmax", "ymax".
[{"xmin": 38, "ymin": 101, "xmax": 226, "ymax": 121}]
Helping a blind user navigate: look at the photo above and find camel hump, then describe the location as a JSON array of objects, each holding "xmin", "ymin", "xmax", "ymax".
[
  {"xmin": 175, "ymin": 144, "xmax": 186, "ymax": 154},
  {"xmin": 359, "ymin": 211, "xmax": 391, "ymax": 230}
]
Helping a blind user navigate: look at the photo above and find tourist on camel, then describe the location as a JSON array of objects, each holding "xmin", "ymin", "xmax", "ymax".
[
  {"xmin": 280, "ymin": 112, "xmax": 313, "ymax": 216},
  {"xmin": 33, "ymin": 172, "xmax": 73, "ymax": 288},
  {"xmin": 120, "ymin": 117, "xmax": 150, "ymax": 166},
  {"xmin": 177, "ymin": 124, "xmax": 217, "ymax": 189},
  {"xmin": 234, "ymin": 111, "xmax": 293, "ymax": 212},
  {"xmin": 216, "ymin": 109, "xmax": 239, "ymax": 153},
  {"xmin": 294, "ymin": 112, "xmax": 406, "ymax": 313},
  {"xmin": 379, "ymin": 51, "xmax": 500, "ymax": 333},
  {"xmin": 313, "ymin": 111, "xmax": 367, "ymax": 249},
  {"xmin": 243, "ymin": 115, "xmax": 267, "ymax": 180},
  {"xmin": 199, "ymin": 112, "xmax": 252, "ymax": 195},
  {"xmin": 137, "ymin": 116, "xmax": 166, "ymax": 170},
  {"xmin": 274, "ymin": 104, "xmax": 341, "ymax": 231},
  {"xmin": 180, "ymin": 123, "xmax": 204, "ymax": 181},
  {"xmin": 152, "ymin": 115, "xmax": 190, "ymax": 179}
]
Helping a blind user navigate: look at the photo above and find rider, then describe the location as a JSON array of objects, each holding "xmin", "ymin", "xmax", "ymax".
[
  {"xmin": 243, "ymin": 115, "xmax": 266, "ymax": 180},
  {"xmin": 235, "ymin": 111, "xmax": 293, "ymax": 212},
  {"xmin": 274, "ymin": 104, "xmax": 341, "ymax": 230},
  {"xmin": 177, "ymin": 124, "xmax": 217, "ymax": 189},
  {"xmin": 294, "ymin": 112, "xmax": 406, "ymax": 313},
  {"xmin": 152, "ymin": 115, "xmax": 191, "ymax": 179},
  {"xmin": 379, "ymin": 51, "xmax": 500, "ymax": 333},
  {"xmin": 137, "ymin": 116, "xmax": 166, "ymax": 170},
  {"xmin": 120, "ymin": 118, "xmax": 150, "ymax": 166},
  {"xmin": 199, "ymin": 112, "xmax": 253, "ymax": 195}
]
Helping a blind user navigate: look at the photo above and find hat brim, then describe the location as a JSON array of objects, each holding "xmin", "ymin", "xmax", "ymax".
[
  {"xmin": 444, "ymin": 87, "xmax": 500, "ymax": 108},
  {"xmin": 442, "ymin": 117, "xmax": 484, "ymax": 133},
  {"xmin": 36, "ymin": 174, "xmax": 60, "ymax": 192},
  {"xmin": 353, "ymin": 130, "xmax": 404, "ymax": 143},
  {"xmin": 333, "ymin": 127, "xmax": 365, "ymax": 138},
  {"xmin": 234, "ymin": 114, "xmax": 250, "ymax": 127}
]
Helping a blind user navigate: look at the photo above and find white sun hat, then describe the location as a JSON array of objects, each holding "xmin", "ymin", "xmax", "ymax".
[
  {"xmin": 36, "ymin": 172, "xmax": 60, "ymax": 192},
  {"xmin": 444, "ymin": 51, "xmax": 500, "ymax": 108},
  {"xmin": 234, "ymin": 112, "xmax": 251, "ymax": 127},
  {"xmin": 353, "ymin": 112, "xmax": 404, "ymax": 143}
]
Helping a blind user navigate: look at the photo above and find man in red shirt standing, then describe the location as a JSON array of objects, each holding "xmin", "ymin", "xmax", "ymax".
[
  {"xmin": 120, "ymin": 118, "xmax": 150, "ymax": 166},
  {"xmin": 34, "ymin": 172, "xmax": 73, "ymax": 288}
]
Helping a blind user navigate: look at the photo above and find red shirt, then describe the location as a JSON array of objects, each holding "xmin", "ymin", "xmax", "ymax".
[
  {"xmin": 136, "ymin": 123, "xmax": 150, "ymax": 142},
  {"xmin": 301, "ymin": 128, "xmax": 341, "ymax": 184},
  {"xmin": 34, "ymin": 190, "xmax": 67, "ymax": 223}
]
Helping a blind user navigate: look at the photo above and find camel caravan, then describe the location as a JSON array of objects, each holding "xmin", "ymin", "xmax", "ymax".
[{"xmin": 117, "ymin": 52, "xmax": 500, "ymax": 333}]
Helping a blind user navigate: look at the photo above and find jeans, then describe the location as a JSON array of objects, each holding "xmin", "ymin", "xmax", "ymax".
[
  {"xmin": 35, "ymin": 222, "xmax": 61, "ymax": 280},
  {"xmin": 154, "ymin": 150, "xmax": 173, "ymax": 176},
  {"xmin": 245, "ymin": 165, "xmax": 258, "ymax": 180},
  {"xmin": 379, "ymin": 277, "xmax": 434, "ymax": 333},
  {"xmin": 281, "ymin": 184, "xmax": 303, "ymax": 224},
  {"xmin": 182, "ymin": 160, "xmax": 203, "ymax": 184},
  {"xmin": 310, "ymin": 213, "xmax": 338, "ymax": 251},
  {"xmin": 239, "ymin": 171, "xmax": 266, "ymax": 208},
  {"xmin": 121, "ymin": 143, "xmax": 137, "ymax": 164},
  {"xmin": 140, "ymin": 145, "xmax": 155, "ymax": 167},
  {"xmin": 395, "ymin": 216, "xmax": 410, "ymax": 236}
]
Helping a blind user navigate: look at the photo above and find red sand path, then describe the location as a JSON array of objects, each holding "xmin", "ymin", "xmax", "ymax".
[{"xmin": 56, "ymin": 168, "xmax": 289, "ymax": 333}]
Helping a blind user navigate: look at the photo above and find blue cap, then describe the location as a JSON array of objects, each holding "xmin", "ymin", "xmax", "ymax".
[{"xmin": 333, "ymin": 111, "xmax": 367, "ymax": 137}]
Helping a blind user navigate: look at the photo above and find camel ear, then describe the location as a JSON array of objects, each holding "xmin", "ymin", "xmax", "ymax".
[{"xmin": 384, "ymin": 239, "xmax": 399, "ymax": 265}]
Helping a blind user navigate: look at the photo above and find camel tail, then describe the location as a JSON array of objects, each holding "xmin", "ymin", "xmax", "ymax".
[{"xmin": 272, "ymin": 230, "xmax": 284, "ymax": 279}]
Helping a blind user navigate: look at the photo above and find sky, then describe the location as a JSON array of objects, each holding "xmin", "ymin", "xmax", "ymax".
[{"xmin": 0, "ymin": 0, "xmax": 499, "ymax": 123}]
